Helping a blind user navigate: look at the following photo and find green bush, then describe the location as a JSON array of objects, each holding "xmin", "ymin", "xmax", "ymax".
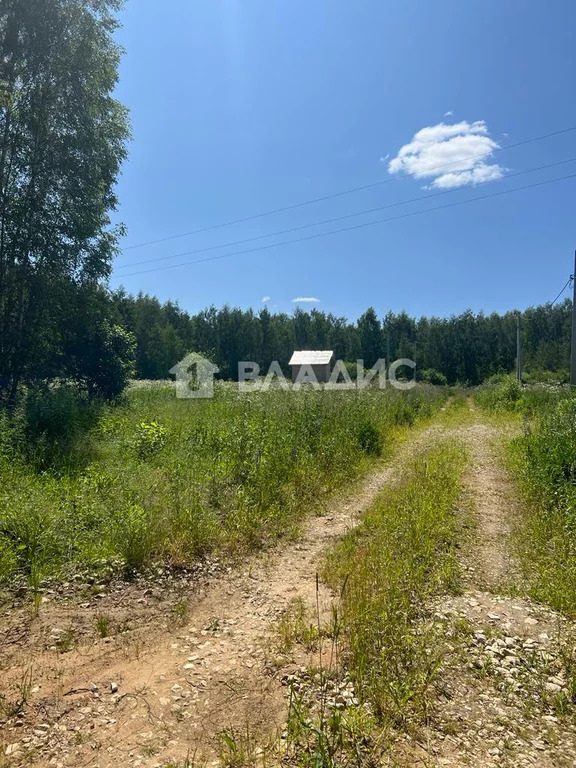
[
  {"xmin": 419, "ymin": 368, "xmax": 448, "ymax": 386},
  {"xmin": 19, "ymin": 385, "xmax": 103, "ymax": 470},
  {"xmin": 475, "ymin": 374, "xmax": 522, "ymax": 412}
]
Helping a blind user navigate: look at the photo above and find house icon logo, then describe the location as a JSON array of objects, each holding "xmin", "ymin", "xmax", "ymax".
[{"xmin": 169, "ymin": 353, "xmax": 219, "ymax": 399}]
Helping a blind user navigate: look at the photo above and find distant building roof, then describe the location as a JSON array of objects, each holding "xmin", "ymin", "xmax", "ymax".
[{"xmin": 289, "ymin": 350, "xmax": 334, "ymax": 366}]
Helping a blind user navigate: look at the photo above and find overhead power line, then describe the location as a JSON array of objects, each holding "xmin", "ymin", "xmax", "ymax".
[
  {"xmin": 112, "ymin": 171, "xmax": 576, "ymax": 280},
  {"xmin": 120, "ymin": 124, "xmax": 576, "ymax": 252},
  {"xmin": 114, "ymin": 157, "xmax": 576, "ymax": 273},
  {"xmin": 551, "ymin": 277, "xmax": 573, "ymax": 305}
]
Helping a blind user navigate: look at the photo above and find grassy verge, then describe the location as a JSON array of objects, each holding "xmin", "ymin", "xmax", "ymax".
[
  {"xmin": 474, "ymin": 374, "xmax": 570, "ymax": 419},
  {"xmin": 0, "ymin": 383, "xmax": 446, "ymax": 591},
  {"xmin": 282, "ymin": 439, "xmax": 467, "ymax": 766},
  {"xmin": 473, "ymin": 376, "xmax": 576, "ymax": 614},
  {"xmin": 507, "ymin": 396, "xmax": 576, "ymax": 616},
  {"xmin": 474, "ymin": 376, "xmax": 576, "ymax": 615}
]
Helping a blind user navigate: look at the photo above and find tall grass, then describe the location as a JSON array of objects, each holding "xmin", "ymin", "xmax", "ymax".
[
  {"xmin": 0, "ymin": 382, "xmax": 445, "ymax": 587},
  {"xmin": 475, "ymin": 377, "xmax": 576, "ymax": 614},
  {"xmin": 508, "ymin": 395, "xmax": 576, "ymax": 615},
  {"xmin": 323, "ymin": 441, "xmax": 467, "ymax": 727},
  {"xmin": 475, "ymin": 374, "xmax": 570, "ymax": 417}
]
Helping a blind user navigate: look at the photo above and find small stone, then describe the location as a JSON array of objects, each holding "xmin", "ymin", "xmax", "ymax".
[{"xmin": 110, "ymin": 682, "xmax": 119, "ymax": 693}]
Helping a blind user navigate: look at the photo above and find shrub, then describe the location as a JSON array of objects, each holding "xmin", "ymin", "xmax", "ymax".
[
  {"xmin": 475, "ymin": 374, "xmax": 522, "ymax": 412},
  {"xmin": 419, "ymin": 368, "xmax": 447, "ymax": 386},
  {"xmin": 19, "ymin": 385, "xmax": 103, "ymax": 470}
]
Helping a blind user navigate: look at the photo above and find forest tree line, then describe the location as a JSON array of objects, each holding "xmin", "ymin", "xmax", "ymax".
[
  {"xmin": 110, "ymin": 291, "xmax": 573, "ymax": 386},
  {"xmin": 0, "ymin": 1, "xmax": 570, "ymax": 407}
]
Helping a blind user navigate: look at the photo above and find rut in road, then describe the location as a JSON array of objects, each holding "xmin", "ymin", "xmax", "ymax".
[{"xmin": 1, "ymin": 421, "xmax": 447, "ymax": 768}]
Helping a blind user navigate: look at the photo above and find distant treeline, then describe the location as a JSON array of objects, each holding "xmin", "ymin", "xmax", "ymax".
[{"xmin": 110, "ymin": 291, "xmax": 572, "ymax": 386}]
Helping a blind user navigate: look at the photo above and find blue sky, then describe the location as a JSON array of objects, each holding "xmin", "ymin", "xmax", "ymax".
[{"xmin": 111, "ymin": 0, "xmax": 576, "ymax": 321}]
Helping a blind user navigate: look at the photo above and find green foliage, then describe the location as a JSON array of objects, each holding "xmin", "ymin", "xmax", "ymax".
[
  {"xmin": 0, "ymin": 539, "xmax": 18, "ymax": 583},
  {"xmin": 475, "ymin": 375, "xmax": 523, "ymax": 412},
  {"xmin": 342, "ymin": 361, "xmax": 357, "ymax": 380},
  {"xmin": 419, "ymin": 368, "xmax": 448, "ymax": 386},
  {"xmin": 0, "ymin": 0, "xmax": 130, "ymax": 403},
  {"xmin": 19, "ymin": 385, "xmax": 104, "ymax": 470},
  {"xmin": 0, "ymin": 385, "xmax": 445, "ymax": 585},
  {"xmin": 523, "ymin": 368, "xmax": 569, "ymax": 385},
  {"xmin": 96, "ymin": 614, "xmax": 111, "ymax": 638},
  {"xmin": 218, "ymin": 726, "xmax": 259, "ymax": 768},
  {"xmin": 324, "ymin": 442, "xmax": 467, "ymax": 725},
  {"xmin": 69, "ymin": 311, "xmax": 137, "ymax": 401},
  {"xmin": 113, "ymin": 502, "xmax": 151, "ymax": 574},
  {"xmin": 131, "ymin": 421, "xmax": 169, "ymax": 459},
  {"xmin": 111, "ymin": 292, "xmax": 573, "ymax": 387},
  {"xmin": 355, "ymin": 420, "xmax": 382, "ymax": 456},
  {"xmin": 509, "ymin": 395, "xmax": 576, "ymax": 614}
]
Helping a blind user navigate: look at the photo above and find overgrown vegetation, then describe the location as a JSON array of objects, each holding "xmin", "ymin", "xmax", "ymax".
[
  {"xmin": 475, "ymin": 376, "xmax": 576, "ymax": 615},
  {"xmin": 507, "ymin": 395, "xmax": 576, "ymax": 615},
  {"xmin": 475, "ymin": 373, "xmax": 569, "ymax": 417},
  {"xmin": 0, "ymin": 383, "xmax": 444, "ymax": 591},
  {"xmin": 324, "ymin": 442, "xmax": 466, "ymax": 725},
  {"xmin": 280, "ymin": 441, "xmax": 467, "ymax": 766}
]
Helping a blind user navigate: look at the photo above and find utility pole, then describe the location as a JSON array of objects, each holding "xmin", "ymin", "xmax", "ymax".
[
  {"xmin": 516, "ymin": 313, "xmax": 523, "ymax": 384},
  {"xmin": 571, "ymin": 251, "xmax": 576, "ymax": 386}
]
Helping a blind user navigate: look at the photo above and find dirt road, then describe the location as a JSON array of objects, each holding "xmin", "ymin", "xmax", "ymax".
[
  {"xmin": 0, "ymin": 424, "xmax": 444, "ymax": 767},
  {"xmin": 2, "ymin": 410, "xmax": 576, "ymax": 767}
]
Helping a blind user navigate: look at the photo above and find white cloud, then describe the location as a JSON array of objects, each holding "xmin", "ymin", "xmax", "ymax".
[
  {"xmin": 261, "ymin": 295, "xmax": 270, "ymax": 303},
  {"xmin": 379, "ymin": 153, "xmax": 390, "ymax": 163},
  {"xmin": 292, "ymin": 296, "xmax": 321, "ymax": 303},
  {"xmin": 387, "ymin": 120, "xmax": 505, "ymax": 189},
  {"xmin": 444, "ymin": 110, "xmax": 454, "ymax": 117}
]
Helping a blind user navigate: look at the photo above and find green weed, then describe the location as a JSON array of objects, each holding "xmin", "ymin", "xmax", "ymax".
[
  {"xmin": 507, "ymin": 394, "xmax": 576, "ymax": 614},
  {"xmin": 324, "ymin": 441, "xmax": 467, "ymax": 727},
  {"xmin": 96, "ymin": 614, "xmax": 111, "ymax": 638},
  {"xmin": 276, "ymin": 597, "xmax": 322, "ymax": 653},
  {"xmin": 0, "ymin": 385, "xmax": 446, "ymax": 587}
]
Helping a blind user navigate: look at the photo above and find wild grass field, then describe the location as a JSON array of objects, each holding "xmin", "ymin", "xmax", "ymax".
[{"xmin": 0, "ymin": 382, "xmax": 445, "ymax": 594}]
